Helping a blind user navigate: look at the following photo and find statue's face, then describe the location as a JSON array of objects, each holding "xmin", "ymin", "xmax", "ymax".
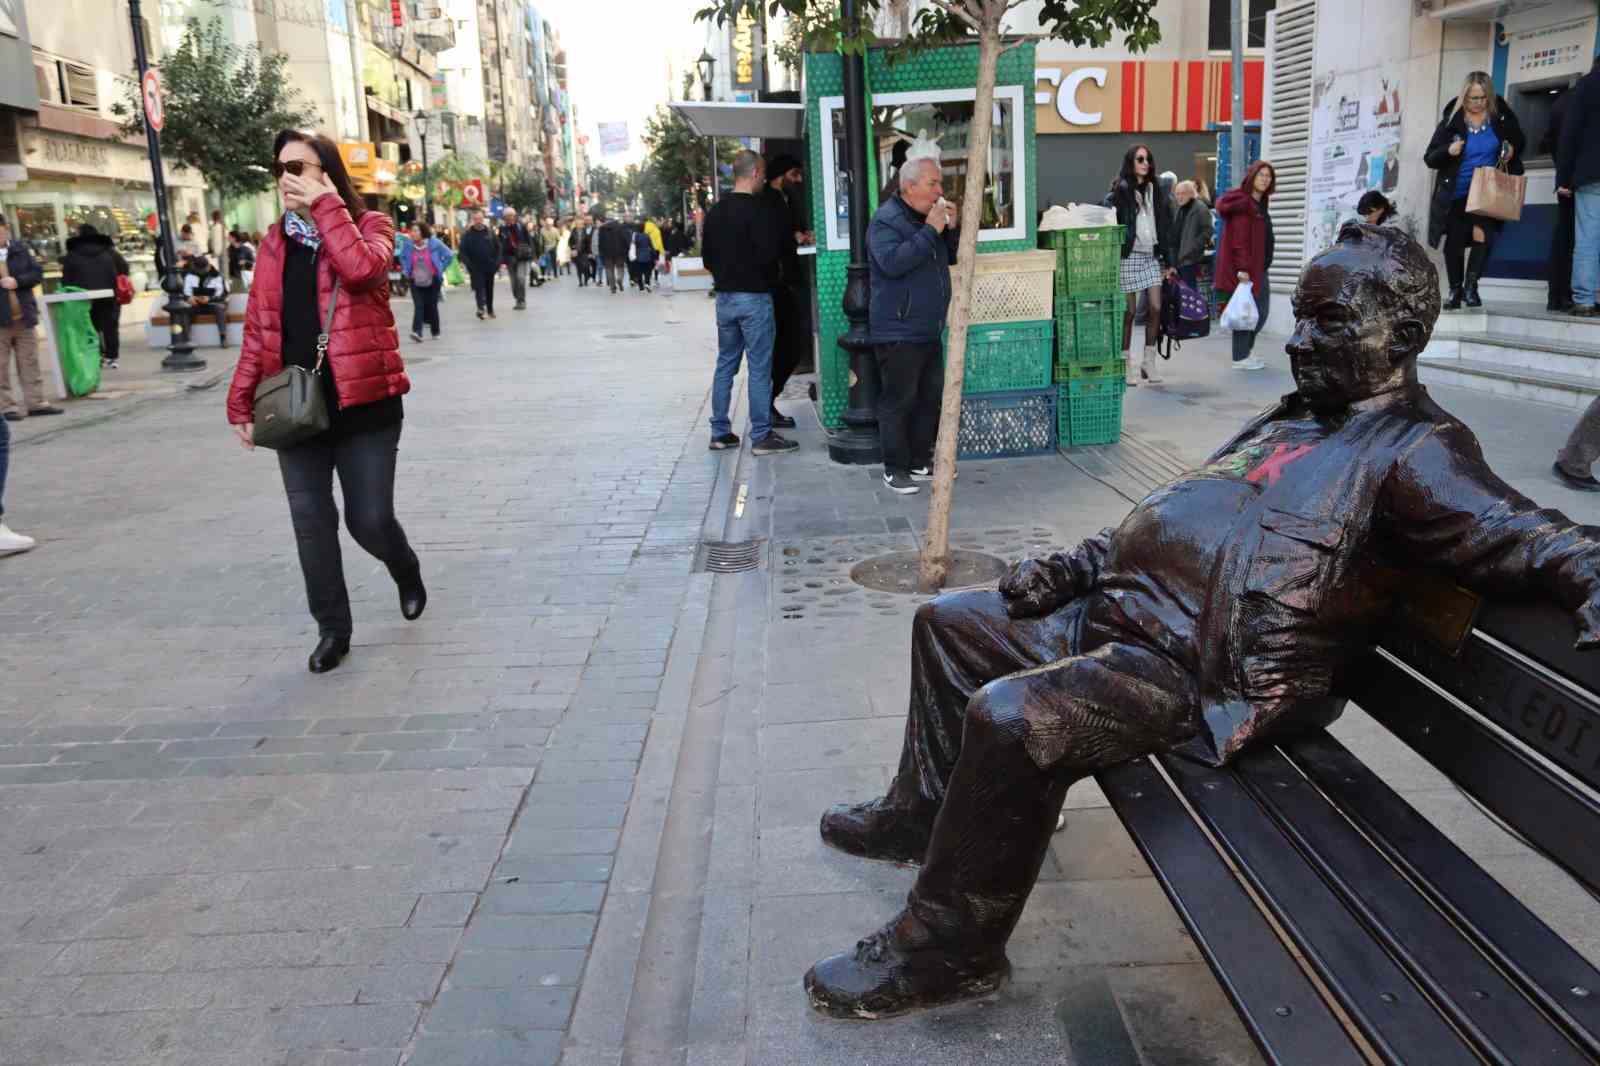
[{"xmin": 1287, "ymin": 245, "xmax": 1408, "ymax": 412}]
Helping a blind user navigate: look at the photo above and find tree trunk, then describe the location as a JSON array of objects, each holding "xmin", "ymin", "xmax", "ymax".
[{"xmin": 916, "ymin": 17, "xmax": 1002, "ymax": 594}]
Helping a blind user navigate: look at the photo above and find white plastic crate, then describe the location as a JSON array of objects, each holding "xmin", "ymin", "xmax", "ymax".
[{"xmin": 967, "ymin": 250, "xmax": 1057, "ymax": 325}]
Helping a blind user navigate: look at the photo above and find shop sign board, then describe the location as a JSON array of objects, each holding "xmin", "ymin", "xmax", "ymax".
[
  {"xmin": 1034, "ymin": 59, "xmax": 1263, "ymax": 134},
  {"xmin": 1506, "ymin": 16, "xmax": 1596, "ymax": 84},
  {"xmin": 730, "ymin": 9, "xmax": 763, "ymax": 92},
  {"xmin": 1305, "ymin": 67, "xmax": 1406, "ymax": 255},
  {"xmin": 21, "ymin": 128, "xmax": 204, "ymax": 188}
]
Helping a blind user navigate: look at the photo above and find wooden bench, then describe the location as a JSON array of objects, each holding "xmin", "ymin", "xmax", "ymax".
[{"xmin": 1097, "ymin": 580, "xmax": 1600, "ymax": 1065}]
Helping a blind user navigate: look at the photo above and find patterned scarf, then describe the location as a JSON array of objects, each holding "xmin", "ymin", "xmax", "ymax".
[{"xmin": 283, "ymin": 210, "xmax": 322, "ymax": 251}]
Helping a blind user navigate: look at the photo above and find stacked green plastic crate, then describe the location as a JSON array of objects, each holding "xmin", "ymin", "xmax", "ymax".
[{"xmin": 1044, "ymin": 225, "xmax": 1126, "ymax": 446}]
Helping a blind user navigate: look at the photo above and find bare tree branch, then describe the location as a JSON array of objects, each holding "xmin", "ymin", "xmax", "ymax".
[{"xmin": 927, "ymin": 0, "xmax": 983, "ymax": 31}]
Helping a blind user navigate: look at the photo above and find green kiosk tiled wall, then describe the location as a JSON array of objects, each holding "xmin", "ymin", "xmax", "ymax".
[{"xmin": 805, "ymin": 43, "xmax": 1038, "ymax": 428}]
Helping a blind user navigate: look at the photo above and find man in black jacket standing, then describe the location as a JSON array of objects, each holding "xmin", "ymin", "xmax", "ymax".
[
  {"xmin": 0, "ymin": 214, "xmax": 59, "ymax": 420},
  {"xmin": 702, "ymin": 150, "xmax": 796, "ymax": 456},
  {"xmin": 598, "ymin": 215, "xmax": 630, "ymax": 294},
  {"xmin": 459, "ymin": 210, "xmax": 498, "ymax": 319},
  {"xmin": 1559, "ymin": 56, "xmax": 1600, "ymax": 317}
]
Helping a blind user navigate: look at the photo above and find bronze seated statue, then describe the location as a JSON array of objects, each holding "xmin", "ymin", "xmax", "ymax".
[{"xmin": 805, "ymin": 222, "xmax": 1600, "ymax": 1020}]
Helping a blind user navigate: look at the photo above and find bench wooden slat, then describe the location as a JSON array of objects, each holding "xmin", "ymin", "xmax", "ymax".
[
  {"xmin": 1156, "ymin": 753, "xmax": 1482, "ymax": 1065},
  {"xmin": 1351, "ymin": 648, "xmax": 1600, "ymax": 894},
  {"xmin": 1097, "ymin": 759, "xmax": 1364, "ymax": 1066},
  {"xmin": 1284, "ymin": 732, "xmax": 1600, "ymax": 1059},
  {"xmin": 1234, "ymin": 745, "xmax": 1594, "ymax": 1066}
]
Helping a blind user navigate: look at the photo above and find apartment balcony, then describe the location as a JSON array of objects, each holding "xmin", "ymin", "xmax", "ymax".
[{"xmin": 412, "ymin": 17, "xmax": 455, "ymax": 54}]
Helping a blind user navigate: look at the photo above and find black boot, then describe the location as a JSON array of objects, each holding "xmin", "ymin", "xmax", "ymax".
[
  {"xmin": 819, "ymin": 796, "xmax": 936, "ymax": 865},
  {"xmin": 804, "ymin": 907, "xmax": 1010, "ymax": 1019},
  {"xmin": 308, "ymin": 636, "xmax": 350, "ymax": 674},
  {"xmin": 1443, "ymin": 286, "xmax": 1464, "ymax": 311},
  {"xmin": 397, "ymin": 567, "xmax": 427, "ymax": 621},
  {"xmin": 1464, "ymin": 273, "xmax": 1483, "ymax": 308}
]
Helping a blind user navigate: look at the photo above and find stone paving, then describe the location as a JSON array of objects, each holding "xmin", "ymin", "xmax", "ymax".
[
  {"xmin": 0, "ymin": 276, "xmax": 724, "ymax": 1066},
  {"xmin": 6, "ymin": 285, "xmax": 1600, "ymax": 1066}
]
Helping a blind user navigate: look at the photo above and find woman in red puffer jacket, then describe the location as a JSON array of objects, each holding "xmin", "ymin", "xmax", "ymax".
[
  {"xmin": 1215, "ymin": 159, "xmax": 1277, "ymax": 372},
  {"xmin": 227, "ymin": 129, "xmax": 424, "ymax": 675}
]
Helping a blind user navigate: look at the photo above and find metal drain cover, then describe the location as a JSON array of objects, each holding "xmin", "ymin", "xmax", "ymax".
[
  {"xmin": 602, "ymin": 332, "xmax": 656, "ymax": 340},
  {"xmin": 696, "ymin": 539, "xmax": 764, "ymax": 573}
]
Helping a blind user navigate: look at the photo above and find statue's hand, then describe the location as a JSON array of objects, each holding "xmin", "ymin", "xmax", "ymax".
[
  {"xmin": 1576, "ymin": 593, "xmax": 1600, "ymax": 651},
  {"xmin": 1000, "ymin": 559, "xmax": 1061, "ymax": 619}
]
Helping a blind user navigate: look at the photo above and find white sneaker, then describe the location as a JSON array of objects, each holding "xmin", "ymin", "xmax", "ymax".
[
  {"xmin": 1141, "ymin": 345, "xmax": 1165, "ymax": 384},
  {"xmin": 1232, "ymin": 358, "xmax": 1267, "ymax": 371},
  {"xmin": 0, "ymin": 523, "xmax": 36, "ymax": 556}
]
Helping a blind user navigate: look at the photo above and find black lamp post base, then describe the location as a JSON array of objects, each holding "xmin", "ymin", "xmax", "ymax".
[
  {"xmin": 161, "ymin": 351, "xmax": 208, "ymax": 372},
  {"xmin": 826, "ymin": 425, "xmax": 882, "ymax": 466}
]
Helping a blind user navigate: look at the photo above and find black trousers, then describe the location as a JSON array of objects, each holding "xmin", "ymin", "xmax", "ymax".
[
  {"xmin": 175, "ymin": 301, "xmax": 228, "ymax": 346},
  {"xmin": 469, "ymin": 269, "xmax": 495, "ymax": 313},
  {"xmin": 410, "ymin": 280, "xmax": 441, "ymax": 337},
  {"xmin": 278, "ymin": 422, "xmax": 418, "ymax": 640},
  {"xmin": 605, "ymin": 258, "xmax": 625, "ymax": 292},
  {"xmin": 875, "ymin": 339, "xmax": 944, "ymax": 476},
  {"xmin": 1551, "ymin": 195, "xmax": 1577, "ymax": 309},
  {"xmin": 770, "ymin": 285, "xmax": 805, "ymax": 408},
  {"xmin": 90, "ymin": 299, "xmax": 121, "ymax": 364},
  {"xmin": 1443, "ymin": 199, "xmax": 1492, "ymax": 289},
  {"xmin": 891, "ymin": 591, "xmax": 1197, "ymax": 948}
]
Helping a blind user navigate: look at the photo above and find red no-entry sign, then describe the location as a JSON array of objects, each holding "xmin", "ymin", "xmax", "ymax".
[{"xmin": 142, "ymin": 69, "xmax": 165, "ymax": 133}]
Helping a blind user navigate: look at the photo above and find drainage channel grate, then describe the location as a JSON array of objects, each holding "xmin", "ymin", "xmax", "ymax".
[{"xmin": 695, "ymin": 539, "xmax": 765, "ymax": 574}]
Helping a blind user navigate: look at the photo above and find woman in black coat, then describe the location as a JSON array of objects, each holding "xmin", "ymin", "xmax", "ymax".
[
  {"xmin": 1109, "ymin": 144, "xmax": 1175, "ymax": 385},
  {"xmin": 1424, "ymin": 71, "xmax": 1525, "ymax": 309},
  {"xmin": 60, "ymin": 224, "xmax": 130, "ymax": 369}
]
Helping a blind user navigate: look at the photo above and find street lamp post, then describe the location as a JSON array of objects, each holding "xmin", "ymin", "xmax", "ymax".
[
  {"xmin": 697, "ymin": 50, "xmax": 717, "ymax": 204},
  {"xmin": 413, "ymin": 111, "xmax": 431, "ymax": 225},
  {"xmin": 128, "ymin": 0, "xmax": 203, "ymax": 372},
  {"xmin": 827, "ymin": 0, "xmax": 881, "ymax": 464}
]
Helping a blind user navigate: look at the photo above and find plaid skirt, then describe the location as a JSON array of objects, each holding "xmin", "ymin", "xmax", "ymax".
[{"xmin": 1119, "ymin": 251, "xmax": 1162, "ymax": 293}]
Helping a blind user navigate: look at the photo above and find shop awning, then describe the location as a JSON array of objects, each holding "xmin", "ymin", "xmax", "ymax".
[
  {"xmin": 1424, "ymin": 0, "xmax": 1550, "ymax": 20},
  {"xmin": 667, "ymin": 101, "xmax": 804, "ymax": 139}
]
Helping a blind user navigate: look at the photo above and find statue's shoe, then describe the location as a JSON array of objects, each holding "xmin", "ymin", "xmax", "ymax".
[
  {"xmin": 819, "ymin": 797, "xmax": 935, "ymax": 865},
  {"xmin": 803, "ymin": 908, "xmax": 1010, "ymax": 1020}
]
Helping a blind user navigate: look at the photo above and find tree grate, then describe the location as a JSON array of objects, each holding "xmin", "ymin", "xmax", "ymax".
[{"xmin": 696, "ymin": 539, "xmax": 765, "ymax": 574}]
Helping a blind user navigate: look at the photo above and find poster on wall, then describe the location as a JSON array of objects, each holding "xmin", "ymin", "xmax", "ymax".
[{"xmin": 1306, "ymin": 67, "xmax": 1406, "ymax": 256}]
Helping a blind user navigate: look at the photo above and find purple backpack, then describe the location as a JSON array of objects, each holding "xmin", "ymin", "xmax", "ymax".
[{"xmin": 1159, "ymin": 275, "xmax": 1211, "ymax": 358}]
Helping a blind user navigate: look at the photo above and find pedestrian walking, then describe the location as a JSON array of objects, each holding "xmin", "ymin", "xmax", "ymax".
[
  {"xmin": 0, "ymin": 214, "xmax": 59, "ymax": 421},
  {"xmin": 867, "ymin": 156, "xmax": 958, "ymax": 493},
  {"xmin": 0, "ymin": 411, "xmax": 33, "ymax": 555},
  {"xmin": 763, "ymin": 154, "xmax": 806, "ymax": 428},
  {"xmin": 227, "ymin": 230, "xmax": 256, "ymax": 293},
  {"xmin": 540, "ymin": 216, "xmax": 561, "ymax": 282},
  {"xmin": 703, "ymin": 150, "xmax": 797, "ymax": 457},
  {"xmin": 1544, "ymin": 78, "xmax": 1579, "ymax": 312},
  {"xmin": 181, "ymin": 255, "xmax": 230, "ymax": 347},
  {"xmin": 630, "ymin": 224, "xmax": 657, "ymax": 292},
  {"xmin": 226, "ymin": 129, "xmax": 424, "ymax": 675},
  {"xmin": 1558, "ymin": 57, "xmax": 1600, "ymax": 316},
  {"xmin": 1170, "ymin": 179, "xmax": 1212, "ymax": 290},
  {"xmin": 1426, "ymin": 71, "xmax": 1525, "ymax": 311},
  {"xmin": 60, "ymin": 223, "xmax": 130, "ymax": 370},
  {"xmin": 598, "ymin": 215, "xmax": 630, "ymax": 294},
  {"xmin": 557, "ymin": 223, "xmax": 572, "ymax": 278},
  {"xmin": 1214, "ymin": 160, "xmax": 1277, "ymax": 372},
  {"xmin": 402, "ymin": 222, "xmax": 451, "ymax": 342},
  {"xmin": 574, "ymin": 218, "xmax": 595, "ymax": 287},
  {"xmin": 459, "ymin": 209, "xmax": 498, "ymax": 319},
  {"xmin": 1111, "ymin": 144, "xmax": 1176, "ymax": 385},
  {"xmin": 499, "ymin": 208, "xmax": 532, "ymax": 310}
]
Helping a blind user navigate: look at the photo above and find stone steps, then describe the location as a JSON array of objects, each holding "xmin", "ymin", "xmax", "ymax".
[{"xmin": 1419, "ymin": 303, "xmax": 1600, "ymax": 409}]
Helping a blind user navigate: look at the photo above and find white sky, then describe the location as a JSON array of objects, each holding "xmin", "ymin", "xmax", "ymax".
[{"xmin": 536, "ymin": 0, "xmax": 711, "ymax": 169}]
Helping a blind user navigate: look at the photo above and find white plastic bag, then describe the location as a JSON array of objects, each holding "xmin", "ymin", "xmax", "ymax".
[{"xmin": 1220, "ymin": 281, "xmax": 1259, "ymax": 332}]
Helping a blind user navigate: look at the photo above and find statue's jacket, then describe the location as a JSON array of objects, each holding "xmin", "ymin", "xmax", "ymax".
[{"xmin": 1049, "ymin": 384, "xmax": 1600, "ymax": 766}]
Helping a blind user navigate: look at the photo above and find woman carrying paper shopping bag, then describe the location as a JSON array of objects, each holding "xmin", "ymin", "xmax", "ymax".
[
  {"xmin": 1425, "ymin": 72, "xmax": 1525, "ymax": 310},
  {"xmin": 1215, "ymin": 160, "xmax": 1277, "ymax": 371}
]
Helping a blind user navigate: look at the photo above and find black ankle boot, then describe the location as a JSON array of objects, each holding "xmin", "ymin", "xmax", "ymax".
[
  {"xmin": 1444, "ymin": 286, "xmax": 1464, "ymax": 311},
  {"xmin": 1464, "ymin": 273, "xmax": 1483, "ymax": 308},
  {"xmin": 308, "ymin": 636, "xmax": 350, "ymax": 674},
  {"xmin": 397, "ymin": 568, "xmax": 427, "ymax": 621}
]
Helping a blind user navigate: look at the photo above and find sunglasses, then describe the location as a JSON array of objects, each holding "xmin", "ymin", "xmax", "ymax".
[
  {"xmin": 1134, "ymin": 155, "xmax": 1150, "ymax": 163},
  {"xmin": 270, "ymin": 160, "xmax": 323, "ymax": 178}
]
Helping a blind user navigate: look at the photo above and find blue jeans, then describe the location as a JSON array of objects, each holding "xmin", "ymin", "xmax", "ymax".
[
  {"xmin": 1573, "ymin": 182, "xmax": 1600, "ymax": 308},
  {"xmin": 711, "ymin": 292, "xmax": 775, "ymax": 442},
  {"xmin": 0, "ymin": 410, "xmax": 9, "ymax": 520}
]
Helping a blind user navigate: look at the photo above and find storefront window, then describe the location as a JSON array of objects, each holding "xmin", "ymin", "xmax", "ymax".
[
  {"xmin": 819, "ymin": 86, "xmax": 1027, "ymax": 253},
  {"xmin": 10, "ymin": 203, "xmax": 60, "ymax": 263}
]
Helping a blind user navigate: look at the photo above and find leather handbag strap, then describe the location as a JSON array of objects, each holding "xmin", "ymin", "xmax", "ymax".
[{"xmin": 314, "ymin": 277, "xmax": 341, "ymax": 372}]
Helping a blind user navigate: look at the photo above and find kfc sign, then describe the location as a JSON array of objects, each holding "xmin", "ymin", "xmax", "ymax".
[
  {"xmin": 1035, "ymin": 66, "xmax": 1107, "ymax": 127},
  {"xmin": 1035, "ymin": 60, "xmax": 1263, "ymax": 135}
]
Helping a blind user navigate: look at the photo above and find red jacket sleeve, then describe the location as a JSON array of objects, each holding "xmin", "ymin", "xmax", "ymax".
[
  {"xmin": 310, "ymin": 194, "xmax": 393, "ymax": 292},
  {"xmin": 227, "ymin": 259, "xmax": 271, "ymax": 424}
]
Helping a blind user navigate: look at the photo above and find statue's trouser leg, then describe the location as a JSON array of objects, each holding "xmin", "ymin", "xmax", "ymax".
[
  {"xmin": 907, "ymin": 646, "xmax": 1199, "ymax": 950},
  {"xmin": 886, "ymin": 590, "xmax": 1082, "ymax": 813}
]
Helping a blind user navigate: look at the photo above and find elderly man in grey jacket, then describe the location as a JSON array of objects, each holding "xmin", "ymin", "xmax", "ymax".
[{"xmin": 868, "ymin": 156, "xmax": 959, "ymax": 495}]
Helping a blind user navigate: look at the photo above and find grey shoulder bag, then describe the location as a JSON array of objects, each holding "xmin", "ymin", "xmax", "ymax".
[{"xmin": 251, "ymin": 277, "xmax": 341, "ymax": 451}]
